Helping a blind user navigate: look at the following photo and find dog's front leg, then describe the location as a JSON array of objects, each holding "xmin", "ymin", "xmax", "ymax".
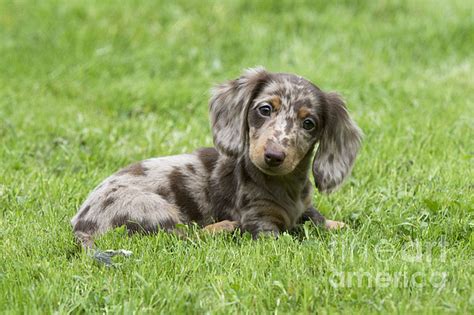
[
  {"xmin": 300, "ymin": 207, "xmax": 347, "ymax": 230},
  {"xmin": 240, "ymin": 207, "xmax": 288, "ymax": 239},
  {"xmin": 299, "ymin": 206, "xmax": 326, "ymax": 225}
]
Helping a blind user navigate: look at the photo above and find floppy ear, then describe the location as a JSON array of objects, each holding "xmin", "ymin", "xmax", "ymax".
[
  {"xmin": 209, "ymin": 67, "xmax": 270, "ymax": 157},
  {"xmin": 313, "ymin": 92, "xmax": 362, "ymax": 193}
]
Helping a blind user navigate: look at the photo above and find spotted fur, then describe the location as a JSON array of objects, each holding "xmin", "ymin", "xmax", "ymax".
[{"xmin": 71, "ymin": 68, "xmax": 362, "ymax": 245}]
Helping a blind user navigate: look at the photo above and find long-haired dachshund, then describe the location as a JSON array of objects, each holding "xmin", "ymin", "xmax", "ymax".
[{"xmin": 72, "ymin": 67, "xmax": 362, "ymax": 249}]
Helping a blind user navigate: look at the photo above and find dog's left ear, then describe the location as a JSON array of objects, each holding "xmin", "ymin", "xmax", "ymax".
[
  {"xmin": 209, "ymin": 67, "xmax": 270, "ymax": 157},
  {"xmin": 313, "ymin": 92, "xmax": 362, "ymax": 193}
]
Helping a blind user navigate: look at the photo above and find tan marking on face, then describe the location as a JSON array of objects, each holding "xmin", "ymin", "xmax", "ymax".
[
  {"xmin": 249, "ymin": 118, "xmax": 306, "ymax": 175},
  {"xmin": 249, "ymin": 129, "xmax": 267, "ymax": 166},
  {"xmin": 270, "ymin": 96, "xmax": 281, "ymax": 111},
  {"xmin": 249, "ymin": 134, "xmax": 300, "ymax": 175},
  {"xmin": 297, "ymin": 107, "xmax": 311, "ymax": 119}
]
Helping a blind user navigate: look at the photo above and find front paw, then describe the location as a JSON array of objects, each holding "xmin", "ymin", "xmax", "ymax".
[
  {"xmin": 325, "ymin": 219, "xmax": 347, "ymax": 230},
  {"xmin": 240, "ymin": 221, "xmax": 281, "ymax": 239},
  {"xmin": 203, "ymin": 220, "xmax": 239, "ymax": 233}
]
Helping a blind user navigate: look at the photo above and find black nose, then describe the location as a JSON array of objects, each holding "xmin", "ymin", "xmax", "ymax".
[{"xmin": 264, "ymin": 149, "xmax": 286, "ymax": 167}]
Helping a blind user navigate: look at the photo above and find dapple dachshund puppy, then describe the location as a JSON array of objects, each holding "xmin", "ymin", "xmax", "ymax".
[{"xmin": 71, "ymin": 67, "xmax": 362, "ymax": 249}]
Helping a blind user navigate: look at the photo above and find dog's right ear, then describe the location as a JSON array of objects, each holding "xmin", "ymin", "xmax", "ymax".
[{"xmin": 209, "ymin": 67, "xmax": 270, "ymax": 157}]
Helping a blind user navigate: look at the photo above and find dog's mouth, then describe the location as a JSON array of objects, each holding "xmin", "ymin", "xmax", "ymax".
[
  {"xmin": 249, "ymin": 142, "xmax": 296, "ymax": 176},
  {"xmin": 252, "ymin": 161, "xmax": 293, "ymax": 176}
]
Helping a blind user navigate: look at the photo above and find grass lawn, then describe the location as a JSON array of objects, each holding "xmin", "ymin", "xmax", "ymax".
[{"xmin": 0, "ymin": 0, "xmax": 473, "ymax": 313}]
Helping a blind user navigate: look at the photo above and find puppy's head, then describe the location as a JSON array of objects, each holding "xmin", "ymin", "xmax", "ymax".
[{"xmin": 209, "ymin": 67, "xmax": 362, "ymax": 193}]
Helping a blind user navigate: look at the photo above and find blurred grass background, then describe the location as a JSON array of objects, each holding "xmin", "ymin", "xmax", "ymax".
[{"xmin": 0, "ymin": 0, "xmax": 473, "ymax": 313}]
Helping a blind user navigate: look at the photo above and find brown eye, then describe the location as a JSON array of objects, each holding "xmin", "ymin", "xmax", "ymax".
[
  {"xmin": 258, "ymin": 103, "xmax": 272, "ymax": 117},
  {"xmin": 302, "ymin": 118, "xmax": 315, "ymax": 130}
]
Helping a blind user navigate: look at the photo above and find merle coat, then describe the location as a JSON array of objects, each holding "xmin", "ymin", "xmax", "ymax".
[{"xmin": 71, "ymin": 68, "xmax": 362, "ymax": 246}]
